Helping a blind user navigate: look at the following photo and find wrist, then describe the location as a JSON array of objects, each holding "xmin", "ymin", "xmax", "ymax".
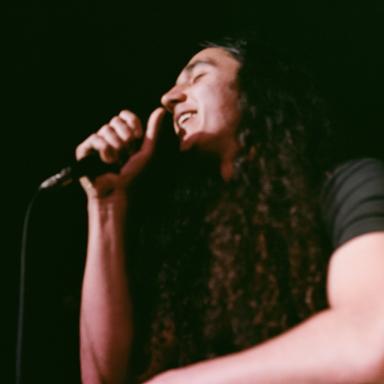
[{"xmin": 87, "ymin": 191, "xmax": 129, "ymax": 214}]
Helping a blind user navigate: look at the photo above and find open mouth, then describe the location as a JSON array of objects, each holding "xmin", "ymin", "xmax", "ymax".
[{"xmin": 176, "ymin": 111, "xmax": 196, "ymax": 130}]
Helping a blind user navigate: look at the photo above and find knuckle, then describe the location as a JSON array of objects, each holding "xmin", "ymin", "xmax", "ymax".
[
  {"xmin": 99, "ymin": 139, "xmax": 109, "ymax": 151},
  {"xmin": 90, "ymin": 134, "xmax": 107, "ymax": 150},
  {"xmin": 90, "ymin": 133, "xmax": 100, "ymax": 142},
  {"xmin": 120, "ymin": 110, "xmax": 140, "ymax": 125},
  {"xmin": 119, "ymin": 109, "xmax": 133, "ymax": 118},
  {"xmin": 120, "ymin": 128, "xmax": 132, "ymax": 141},
  {"xmin": 110, "ymin": 116, "xmax": 122, "ymax": 125},
  {"xmin": 98, "ymin": 124, "xmax": 111, "ymax": 135}
]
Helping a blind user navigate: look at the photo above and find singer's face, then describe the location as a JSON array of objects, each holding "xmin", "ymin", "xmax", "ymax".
[{"xmin": 161, "ymin": 48, "xmax": 242, "ymax": 157}]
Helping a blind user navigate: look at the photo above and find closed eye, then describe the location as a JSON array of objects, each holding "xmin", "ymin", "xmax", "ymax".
[{"xmin": 192, "ymin": 73, "xmax": 206, "ymax": 83}]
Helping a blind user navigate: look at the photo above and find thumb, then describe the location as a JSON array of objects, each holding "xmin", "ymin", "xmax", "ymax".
[{"xmin": 141, "ymin": 107, "xmax": 167, "ymax": 153}]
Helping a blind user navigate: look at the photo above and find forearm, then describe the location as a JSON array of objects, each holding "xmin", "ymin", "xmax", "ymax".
[
  {"xmin": 183, "ymin": 307, "xmax": 384, "ymax": 384},
  {"xmin": 80, "ymin": 197, "xmax": 133, "ymax": 384},
  {"xmin": 172, "ymin": 234, "xmax": 384, "ymax": 384}
]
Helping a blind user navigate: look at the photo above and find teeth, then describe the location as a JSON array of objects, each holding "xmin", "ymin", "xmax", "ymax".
[{"xmin": 178, "ymin": 112, "xmax": 194, "ymax": 128}]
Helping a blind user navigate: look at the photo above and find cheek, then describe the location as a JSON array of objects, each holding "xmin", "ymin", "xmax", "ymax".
[
  {"xmin": 205, "ymin": 87, "xmax": 238, "ymax": 109},
  {"xmin": 196, "ymin": 84, "xmax": 241, "ymax": 132},
  {"xmin": 213, "ymin": 80, "xmax": 241, "ymax": 110},
  {"xmin": 215, "ymin": 92, "xmax": 242, "ymax": 128}
]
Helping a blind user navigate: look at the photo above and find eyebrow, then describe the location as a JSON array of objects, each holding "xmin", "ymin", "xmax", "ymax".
[{"xmin": 183, "ymin": 58, "xmax": 218, "ymax": 74}]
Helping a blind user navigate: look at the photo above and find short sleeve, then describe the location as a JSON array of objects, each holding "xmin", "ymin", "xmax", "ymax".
[{"xmin": 321, "ymin": 158, "xmax": 384, "ymax": 249}]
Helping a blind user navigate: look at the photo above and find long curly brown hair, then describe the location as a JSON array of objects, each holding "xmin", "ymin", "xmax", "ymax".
[{"xmin": 128, "ymin": 36, "xmax": 336, "ymax": 382}]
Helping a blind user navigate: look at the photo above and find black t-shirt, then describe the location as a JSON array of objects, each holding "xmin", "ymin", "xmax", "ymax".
[{"xmin": 321, "ymin": 158, "xmax": 384, "ymax": 249}]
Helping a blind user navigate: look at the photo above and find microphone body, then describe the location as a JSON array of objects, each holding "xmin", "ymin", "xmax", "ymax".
[{"xmin": 39, "ymin": 153, "xmax": 121, "ymax": 190}]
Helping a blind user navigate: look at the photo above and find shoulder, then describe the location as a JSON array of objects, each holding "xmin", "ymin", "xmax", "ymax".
[{"xmin": 321, "ymin": 158, "xmax": 384, "ymax": 249}]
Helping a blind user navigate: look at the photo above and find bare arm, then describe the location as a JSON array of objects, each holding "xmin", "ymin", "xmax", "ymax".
[
  {"xmin": 145, "ymin": 231, "xmax": 384, "ymax": 384},
  {"xmin": 80, "ymin": 195, "xmax": 132, "ymax": 384},
  {"xmin": 78, "ymin": 108, "xmax": 166, "ymax": 384}
]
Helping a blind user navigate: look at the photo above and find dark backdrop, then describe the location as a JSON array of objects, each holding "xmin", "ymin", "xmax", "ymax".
[{"xmin": 4, "ymin": 1, "xmax": 384, "ymax": 383}]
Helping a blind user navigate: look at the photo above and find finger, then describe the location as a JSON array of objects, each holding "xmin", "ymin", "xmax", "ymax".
[
  {"xmin": 108, "ymin": 116, "xmax": 134, "ymax": 143},
  {"xmin": 76, "ymin": 136, "xmax": 96, "ymax": 161},
  {"xmin": 78, "ymin": 176, "xmax": 94, "ymax": 194},
  {"xmin": 98, "ymin": 124, "xmax": 125, "ymax": 149},
  {"xmin": 142, "ymin": 107, "xmax": 167, "ymax": 153},
  {"xmin": 77, "ymin": 134, "xmax": 118, "ymax": 164},
  {"xmin": 118, "ymin": 110, "xmax": 143, "ymax": 139}
]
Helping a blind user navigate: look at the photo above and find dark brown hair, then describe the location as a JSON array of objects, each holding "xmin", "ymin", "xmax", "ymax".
[{"xmin": 129, "ymin": 36, "xmax": 335, "ymax": 382}]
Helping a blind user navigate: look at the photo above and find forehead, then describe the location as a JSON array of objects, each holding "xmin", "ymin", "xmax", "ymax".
[{"xmin": 176, "ymin": 47, "xmax": 240, "ymax": 83}]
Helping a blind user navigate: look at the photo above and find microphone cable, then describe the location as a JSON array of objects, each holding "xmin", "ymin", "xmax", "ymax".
[{"xmin": 15, "ymin": 188, "xmax": 43, "ymax": 384}]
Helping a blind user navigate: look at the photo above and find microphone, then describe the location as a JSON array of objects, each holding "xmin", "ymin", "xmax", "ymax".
[{"xmin": 39, "ymin": 152, "xmax": 122, "ymax": 190}]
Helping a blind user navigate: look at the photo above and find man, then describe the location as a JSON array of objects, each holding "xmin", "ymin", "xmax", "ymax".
[{"xmin": 77, "ymin": 37, "xmax": 384, "ymax": 383}]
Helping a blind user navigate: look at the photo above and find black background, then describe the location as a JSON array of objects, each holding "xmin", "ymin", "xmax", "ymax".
[{"xmin": 4, "ymin": 1, "xmax": 384, "ymax": 383}]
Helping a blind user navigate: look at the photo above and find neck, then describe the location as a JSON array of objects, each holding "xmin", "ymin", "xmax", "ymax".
[
  {"xmin": 221, "ymin": 159, "xmax": 234, "ymax": 182},
  {"xmin": 220, "ymin": 139, "xmax": 239, "ymax": 182}
]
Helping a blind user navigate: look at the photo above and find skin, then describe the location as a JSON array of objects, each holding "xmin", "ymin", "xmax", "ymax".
[
  {"xmin": 77, "ymin": 47, "xmax": 384, "ymax": 383},
  {"xmin": 76, "ymin": 47, "xmax": 242, "ymax": 197},
  {"xmin": 143, "ymin": 232, "xmax": 384, "ymax": 384},
  {"xmin": 161, "ymin": 47, "xmax": 242, "ymax": 180},
  {"xmin": 77, "ymin": 48, "xmax": 244, "ymax": 383}
]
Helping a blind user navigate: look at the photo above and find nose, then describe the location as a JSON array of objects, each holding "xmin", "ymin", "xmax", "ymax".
[{"xmin": 160, "ymin": 84, "xmax": 187, "ymax": 113}]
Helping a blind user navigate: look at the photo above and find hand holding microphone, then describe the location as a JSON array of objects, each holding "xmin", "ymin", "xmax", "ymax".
[{"xmin": 39, "ymin": 107, "xmax": 167, "ymax": 199}]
